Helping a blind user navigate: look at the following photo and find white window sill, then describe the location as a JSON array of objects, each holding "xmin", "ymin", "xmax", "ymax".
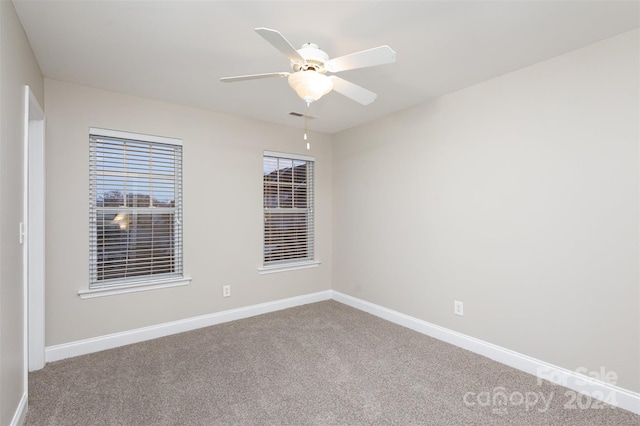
[
  {"xmin": 78, "ymin": 276, "xmax": 192, "ymax": 299},
  {"xmin": 258, "ymin": 261, "xmax": 321, "ymax": 275}
]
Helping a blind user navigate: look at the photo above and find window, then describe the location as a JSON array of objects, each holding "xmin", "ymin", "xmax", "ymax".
[
  {"xmin": 89, "ymin": 128, "xmax": 183, "ymax": 289},
  {"xmin": 263, "ymin": 151, "xmax": 315, "ymax": 267}
]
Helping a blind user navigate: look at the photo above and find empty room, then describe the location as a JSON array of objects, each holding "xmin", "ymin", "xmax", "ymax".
[{"xmin": 2, "ymin": 0, "xmax": 639, "ymax": 424}]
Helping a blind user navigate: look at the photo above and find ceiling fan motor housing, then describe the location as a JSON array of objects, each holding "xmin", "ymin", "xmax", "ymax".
[{"xmin": 293, "ymin": 43, "xmax": 329, "ymax": 73}]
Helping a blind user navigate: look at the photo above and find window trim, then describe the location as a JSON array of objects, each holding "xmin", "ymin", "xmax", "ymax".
[
  {"xmin": 263, "ymin": 150, "xmax": 313, "ymax": 163},
  {"xmin": 87, "ymin": 127, "xmax": 185, "ymax": 292},
  {"xmin": 261, "ymin": 150, "xmax": 317, "ymax": 271},
  {"xmin": 89, "ymin": 127, "xmax": 183, "ymax": 147},
  {"xmin": 258, "ymin": 260, "xmax": 321, "ymax": 275},
  {"xmin": 78, "ymin": 276, "xmax": 192, "ymax": 299}
]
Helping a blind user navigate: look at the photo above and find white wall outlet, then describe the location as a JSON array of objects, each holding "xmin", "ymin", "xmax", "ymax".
[
  {"xmin": 223, "ymin": 285, "xmax": 231, "ymax": 298},
  {"xmin": 454, "ymin": 300, "xmax": 464, "ymax": 316}
]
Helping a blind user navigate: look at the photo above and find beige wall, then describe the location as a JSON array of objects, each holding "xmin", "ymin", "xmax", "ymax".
[
  {"xmin": 0, "ymin": 0, "xmax": 44, "ymax": 423},
  {"xmin": 44, "ymin": 79, "xmax": 332, "ymax": 346},
  {"xmin": 19, "ymin": 12, "xmax": 640, "ymax": 413},
  {"xmin": 332, "ymin": 29, "xmax": 640, "ymax": 392}
]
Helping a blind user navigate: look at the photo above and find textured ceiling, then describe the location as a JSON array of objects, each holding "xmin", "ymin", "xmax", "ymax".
[{"xmin": 13, "ymin": 0, "xmax": 640, "ymax": 134}]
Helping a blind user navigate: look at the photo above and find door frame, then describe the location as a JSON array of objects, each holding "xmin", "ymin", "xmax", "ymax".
[{"xmin": 23, "ymin": 85, "xmax": 45, "ymax": 381}]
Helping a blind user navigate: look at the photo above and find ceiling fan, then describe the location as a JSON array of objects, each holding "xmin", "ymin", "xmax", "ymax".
[{"xmin": 221, "ymin": 28, "xmax": 396, "ymax": 105}]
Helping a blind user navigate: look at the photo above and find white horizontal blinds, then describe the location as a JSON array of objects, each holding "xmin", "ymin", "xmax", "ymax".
[
  {"xmin": 263, "ymin": 154, "xmax": 314, "ymax": 265},
  {"xmin": 89, "ymin": 130, "xmax": 182, "ymax": 288}
]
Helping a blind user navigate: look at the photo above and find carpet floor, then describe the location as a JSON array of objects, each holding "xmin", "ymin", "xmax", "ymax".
[{"xmin": 26, "ymin": 300, "xmax": 639, "ymax": 425}]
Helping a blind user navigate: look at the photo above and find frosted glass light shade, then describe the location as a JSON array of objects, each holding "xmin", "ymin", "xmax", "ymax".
[{"xmin": 288, "ymin": 71, "xmax": 333, "ymax": 103}]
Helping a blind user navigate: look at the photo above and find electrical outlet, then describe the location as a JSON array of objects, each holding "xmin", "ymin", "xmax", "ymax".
[
  {"xmin": 223, "ymin": 285, "xmax": 231, "ymax": 298},
  {"xmin": 454, "ymin": 300, "xmax": 464, "ymax": 316}
]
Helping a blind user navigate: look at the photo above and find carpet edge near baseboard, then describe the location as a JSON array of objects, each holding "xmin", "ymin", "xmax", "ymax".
[
  {"xmin": 42, "ymin": 289, "xmax": 640, "ymax": 415},
  {"xmin": 45, "ymin": 290, "xmax": 332, "ymax": 362},
  {"xmin": 332, "ymin": 290, "xmax": 640, "ymax": 416}
]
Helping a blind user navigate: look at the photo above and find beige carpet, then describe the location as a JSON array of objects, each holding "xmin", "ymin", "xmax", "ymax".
[{"xmin": 26, "ymin": 300, "xmax": 639, "ymax": 425}]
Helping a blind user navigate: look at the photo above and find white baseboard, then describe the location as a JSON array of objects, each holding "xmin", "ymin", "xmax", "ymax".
[
  {"xmin": 43, "ymin": 288, "xmax": 640, "ymax": 416},
  {"xmin": 10, "ymin": 392, "xmax": 27, "ymax": 426},
  {"xmin": 45, "ymin": 290, "xmax": 332, "ymax": 363},
  {"xmin": 331, "ymin": 290, "xmax": 640, "ymax": 416}
]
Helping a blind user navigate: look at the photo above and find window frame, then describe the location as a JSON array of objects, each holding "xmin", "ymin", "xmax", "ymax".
[
  {"xmin": 259, "ymin": 150, "xmax": 320, "ymax": 274},
  {"xmin": 81, "ymin": 127, "xmax": 190, "ymax": 298}
]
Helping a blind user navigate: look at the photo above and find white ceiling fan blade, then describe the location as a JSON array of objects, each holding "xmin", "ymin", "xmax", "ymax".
[
  {"xmin": 329, "ymin": 76, "xmax": 377, "ymax": 105},
  {"xmin": 326, "ymin": 46, "xmax": 396, "ymax": 73},
  {"xmin": 220, "ymin": 72, "xmax": 289, "ymax": 83},
  {"xmin": 255, "ymin": 27, "xmax": 305, "ymax": 64}
]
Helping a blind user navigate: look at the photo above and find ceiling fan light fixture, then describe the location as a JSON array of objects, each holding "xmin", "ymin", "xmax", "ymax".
[{"xmin": 288, "ymin": 71, "xmax": 333, "ymax": 103}]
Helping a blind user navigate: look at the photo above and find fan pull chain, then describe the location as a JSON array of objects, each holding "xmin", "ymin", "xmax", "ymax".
[{"xmin": 304, "ymin": 101, "xmax": 311, "ymax": 150}]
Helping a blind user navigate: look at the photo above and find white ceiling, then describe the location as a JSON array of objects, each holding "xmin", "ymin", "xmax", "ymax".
[{"xmin": 13, "ymin": 0, "xmax": 639, "ymax": 134}]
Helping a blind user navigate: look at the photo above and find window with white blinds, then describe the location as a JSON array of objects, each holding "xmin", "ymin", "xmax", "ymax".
[
  {"xmin": 89, "ymin": 128, "xmax": 183, "ymax": 289},
  {"xmin": 263, "ymin": 152, "xmax": 314, "ymax": 266}
]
